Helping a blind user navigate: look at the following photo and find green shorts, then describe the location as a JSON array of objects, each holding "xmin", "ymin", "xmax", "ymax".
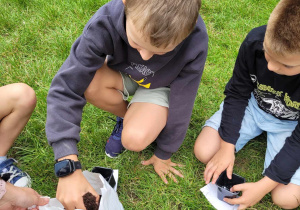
[{"xmin": 119, "ymin": 72, "xmax": 170, "ymax": 108}]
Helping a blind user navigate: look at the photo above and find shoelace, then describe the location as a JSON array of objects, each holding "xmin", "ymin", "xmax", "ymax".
[
  {"xmin": 108, "ymin": 117, "xmax": 123, "ymax": 138},
  {"xmin": 0, "ymin": 166, "xmax": 22, "ymax": 183}
]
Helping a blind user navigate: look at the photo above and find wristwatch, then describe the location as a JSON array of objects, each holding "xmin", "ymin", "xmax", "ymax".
[
  {"xmin": 0, "ymin": 179, "xmax": 6, "ymax": 199},
  {"xmin": 54, "ymin": 159, "xmax": 82, "ymax": 178}
]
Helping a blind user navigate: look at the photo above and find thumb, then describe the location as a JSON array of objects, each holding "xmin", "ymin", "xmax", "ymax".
[
  {"xmin": 37, "ymin": 196, "xmax": 50, "ymax": 206},
  {"xmin": 141, "ymin": 159, "xmax": 152, "ymax": 165},
  {"xmin": 231, "ymin": 183, "xmax": 244, "ymax": 192},
  {"xmin": 226, "ymin": 165, "xmax": 233, "ymax": 180}
]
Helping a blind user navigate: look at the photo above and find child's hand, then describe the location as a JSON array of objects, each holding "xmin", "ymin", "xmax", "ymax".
[
  {"xmin": 142, "ymin": 155, "xmax": 184, "ymax": 184},
  {"xmin": 224, "ymin": 177, "xmax": 278, "ymax": 209},
  {"xmin": 204, "ymin": 140, "xmax": 235, "ymax": 184},
  {"xmin": 56, "ymin": 169, "xmax": 99, "ymax": 210},
  {"xmin": 0, "ymin": 182, "xmax": 49, "ymax": 210}
]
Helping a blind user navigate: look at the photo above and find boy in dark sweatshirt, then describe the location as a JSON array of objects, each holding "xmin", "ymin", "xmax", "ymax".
[
  {"xmin": 194, "ymin": 0, "xmax": 300, "ymax": 209},
  {"xmin": 46, "ymin": 0, "xmax": 208, "ymax": 208}
]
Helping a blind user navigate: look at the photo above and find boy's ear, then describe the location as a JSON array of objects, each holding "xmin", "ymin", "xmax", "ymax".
[{"xmin": 122, "ymin": 0, "xmax": 126, "ymax": 4}]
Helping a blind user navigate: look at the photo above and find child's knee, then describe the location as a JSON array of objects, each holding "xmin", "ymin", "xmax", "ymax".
[
  {"xmin": 194, "ymin": 138, "xmax": 216, "ymax": 164},
  {"xmin": 12, "ymin": 83, "xmax": 37, "ymax": 110},
  {"xmin": 272, "ymin": 186, "xmax": 300, "ymax": 209},
  {"xmin": 194, "ymin": 127, "xmax": 221, "ymax": 164},
  {"xmin": 122, "ymin": 128, "xmax": 148, "ymax": 152},
  {"xmin": 194, "ymin": 144, "xmax": 211, "ymax": 164}
]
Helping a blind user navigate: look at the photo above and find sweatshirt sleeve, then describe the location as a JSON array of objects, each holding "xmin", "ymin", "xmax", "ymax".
[
  {"xmin": 264, "ymin": 122, "xmax": 300, "ymax": 184},
  {"xmin": 46, "ymin": 21, "xmax": 113, "ymax": 160},
  {"xmin": 218, "ymin": 39, "xmax": 255, "ymax": 145},
  {"xmin": 154, "ymin": 44, "xmax": 208, "ymax": 160}
]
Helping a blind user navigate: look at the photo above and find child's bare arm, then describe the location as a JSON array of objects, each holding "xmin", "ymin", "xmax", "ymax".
[
  {"xmin": 224, "ymin": 176, "xmax": 278, "ymax": 209},
  {"xmin": 56, "ymin": 155, "xmax": 99, "ymax": 210}
]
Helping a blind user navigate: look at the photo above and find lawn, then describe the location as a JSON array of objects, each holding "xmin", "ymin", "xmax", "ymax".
[{"xmin": 0, "ymin": 0, "xmax": 283, "ymax": 209}]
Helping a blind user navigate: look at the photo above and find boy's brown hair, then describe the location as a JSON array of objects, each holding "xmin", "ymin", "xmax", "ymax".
[
  {"xmin": 124, "ymin": 0, "xmax": 201, "ymax": 48},
  {"xmin": 265, "ymin": 0, "xmax": 300, "ymax": 55}
]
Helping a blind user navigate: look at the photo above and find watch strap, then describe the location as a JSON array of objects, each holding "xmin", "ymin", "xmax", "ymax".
[
  {"xmin": 0, "ymin": 179, "xmax": 6, "ymax": 199},
  {"xmin": 74, "ymin": 161, "xmax": 82, "ymax": 170}
]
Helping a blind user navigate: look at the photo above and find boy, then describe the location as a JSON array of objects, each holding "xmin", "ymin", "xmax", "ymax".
[
  {"xmin": 46, "ymin": 0, "xmax": 208, "ymax": 209},
  {"xmin": 0, "ymin": 83, "xmax": 36, "ymax": 188},
  {"xmin": 194, "ymin": 0, "xmax": 300, "ymax": 209}
]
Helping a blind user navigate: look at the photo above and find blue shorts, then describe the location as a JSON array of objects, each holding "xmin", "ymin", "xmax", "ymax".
[{"xmin": 204, "ymin": 93, "xmax": 300, "ymax": 185}]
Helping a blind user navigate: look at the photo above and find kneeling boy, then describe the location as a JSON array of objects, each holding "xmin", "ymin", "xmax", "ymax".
[{"xmin": 194, "ymin": 0, "xmax": 300, "ymax": 209}]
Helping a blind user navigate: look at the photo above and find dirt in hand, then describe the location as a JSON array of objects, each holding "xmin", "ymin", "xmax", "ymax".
[{"xmin": 83, "ymin": 192, "xmax": 101, "ymax": 210}]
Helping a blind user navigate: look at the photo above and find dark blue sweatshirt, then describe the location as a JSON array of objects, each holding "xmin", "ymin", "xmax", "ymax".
[
  {"xmin": 46, "ymin": 0, "xmax": 208, "ymax": 160},
  {"xmin": 219, "ymin": 25, "xmax": 300, "ymax": 184}
]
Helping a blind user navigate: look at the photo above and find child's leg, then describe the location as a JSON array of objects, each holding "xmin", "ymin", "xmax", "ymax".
[
  {"xmin": 121, "ymin": 102, "xmax": 168, "ymax": 152},
  {"xmin": 84, "ymin": 62, "xmax": 128, "ymax": 118},
  {"xmin": 194, "ymin": 127, "xmax": 221, "ymax": 164},
  {"xmin": 194, "ymin": 96, "xmax": 263, "ymax": 164},
  {"xmin": 0, "ymin": 83, "xmax": 36, "ymax": 156},
  {"xmin": 271, "ymin": 183, "xmax": 300, "ymax": 209},
  {"xmin": 261, "ymin": 119, "xmax": 299, "ymax": 209}
]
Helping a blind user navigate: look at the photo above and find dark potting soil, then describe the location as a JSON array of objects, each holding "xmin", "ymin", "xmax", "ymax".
[{"xmin": 83, "ymin": 192, "xmax": 101, "ymax": 210}]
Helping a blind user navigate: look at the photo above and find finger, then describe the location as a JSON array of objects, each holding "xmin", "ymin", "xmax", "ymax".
[
  {"xmin": 223, "ymin": 197, "xmax": 242, "ymax": 205},
  {"xmin": 62, "ymin": 202, "xmax": 76, "ymax": 210},
  {"xmin": 238, "ymin": 204, "xmax": 247, "ymax": 210},
  {"xmin": 96, "ymin": 194, "xmax": 101, "ymax": 204},
  {"xmin": 74, "ymin": 201, "xmax": 86, "ymax": 210},
  {"xmin": 167, "ymin": 171, "xmax": 178, "ymax": 183},
  {"xmin": 37, "ymin": 196, "xmax": 50, "ymax": 207},
  {"xmin": 169, "ymin": 167, "xmax": 184, "ymax": 178},
  {"xmin": 141, "ymin": 159, "xmax": 152, "ymax": 166},
  {"xmin": 231, "ymin": 183, "xmax": 244, "ymax": 192},
  {"xmin": 211, "ymin": 170, "xmax": 222, "ymax": 184},
  {"xmin": 226, "ymin": 164, "xmax": 233, "ymax": 180},
  {"xmin": 158, "ymin": 171, "xmax": 168, "ymax": 184},
  {"xmin": 169, "ymin": 162, "xmax": 184, "ymax": 167},
  {"xmin": 203, "ymin": 162, "xmax": 214, "ymax": 181},
  {"xmin": 62, "ymin": 200, "xmax": 85, "ymax": 210},
  {"xmin": 204, "ymin": 165, "xmax": 217, "ymax": 184}
]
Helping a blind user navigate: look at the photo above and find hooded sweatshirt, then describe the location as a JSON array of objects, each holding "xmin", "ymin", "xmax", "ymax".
[{"xmin": 46, "ymin": 0, "xmax": 208, "ymax": 160}]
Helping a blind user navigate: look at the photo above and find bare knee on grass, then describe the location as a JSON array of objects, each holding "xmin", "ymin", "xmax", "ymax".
[
  {"xmin": 271, "ymin": 183, "xmax": 300, "ymax": 209},
  {"xmin": 122, "ymin": 103, "xmax": 167, "ymax": 152},
  {"xmin": 121, "ymin": 127, "xmax": 150, "ymax": 152},
  {"xmin": 9, "ymin": 83, "xmax": 36, "ymax": 113},
  {"xmin": 194, "ymin": 126, "xmax": 221, "ymax": 164}
]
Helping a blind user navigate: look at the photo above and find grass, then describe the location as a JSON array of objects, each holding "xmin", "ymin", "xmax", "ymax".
[{"xmin": 0, "ymin": 0, "xmax": 286, "ymax": 209}]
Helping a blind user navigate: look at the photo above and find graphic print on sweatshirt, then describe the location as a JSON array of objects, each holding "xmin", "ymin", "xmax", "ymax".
[
  {"xmin": 125, "ymin": 62, "xmax": 155, "ymax": 88},
  {"xmin": 250, "ymin": 74, "xmax": 300, "ymax": 120}
]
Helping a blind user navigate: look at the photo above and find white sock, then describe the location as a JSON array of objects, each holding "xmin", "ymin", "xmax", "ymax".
[{"xmin": 0, "ymin": 156, "xmax": 7, "ymax": 164}]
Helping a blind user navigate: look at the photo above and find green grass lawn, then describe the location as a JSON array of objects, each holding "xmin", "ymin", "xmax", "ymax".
[{"xmin": 0, "ymin": 0, "xmax": 286, "ymax": 209}]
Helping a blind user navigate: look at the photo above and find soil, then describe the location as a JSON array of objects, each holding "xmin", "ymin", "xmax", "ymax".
[{"xmin": 83, "ymin": 192, "xmax": 101, "ymax": 210}]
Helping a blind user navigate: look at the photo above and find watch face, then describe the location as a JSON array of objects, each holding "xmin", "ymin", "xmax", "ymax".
[{"xmin": 55, "ymin": 160, "xmax": 74, "ymax": 177}]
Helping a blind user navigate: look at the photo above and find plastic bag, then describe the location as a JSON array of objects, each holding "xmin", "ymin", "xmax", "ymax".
[{"xmin": 39, "ymin": 170, "xmax": 123, "ymax": 210}]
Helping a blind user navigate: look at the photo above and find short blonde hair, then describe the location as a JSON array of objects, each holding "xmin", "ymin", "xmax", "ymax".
[
  {"xmin": 265, "ymin": 0, "xmax": 300, "ymax": 55},
  {"xmin": 124, "ymin": 0, "xmax": 201, "ymax": 48}
]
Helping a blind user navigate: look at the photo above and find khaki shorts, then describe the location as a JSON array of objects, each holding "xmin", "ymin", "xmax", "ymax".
[{"xmin": 119, "ymin": 72, "xmax": 170, "ymax": 108}]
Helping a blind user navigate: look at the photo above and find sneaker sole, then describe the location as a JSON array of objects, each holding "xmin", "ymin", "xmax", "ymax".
[
  {"xmin": 105, "ymin": 150, "xmax": 127, "ymax": 159},
  {"xmin": 105, "ymin": 151, "xmax": 118, "ymax": 159}
]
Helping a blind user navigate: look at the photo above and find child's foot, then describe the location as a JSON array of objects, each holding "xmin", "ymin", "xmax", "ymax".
[
  {"xmin": 0, "ymin": 158, "xmax": 31, "ymax": 187},
  {"xmin": 105, "ymin": 116, "xmax": 125, "ymax": 158}
]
